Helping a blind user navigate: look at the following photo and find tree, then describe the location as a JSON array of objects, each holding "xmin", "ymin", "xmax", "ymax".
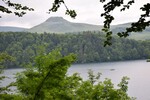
[
  {"xmin": 0, "ymin": 0, "xmax": 34, "ymax": 18},
  {"xmin": 50, "ymin": 0, "xmax": 150, "ymax": 46},
  {"xmin": 0, "ymin": 1, "xmax": 147, "ymax": 99},
  {"xmin": 15, "ymin": 49, "xmax": 76, "ymax": 99},
  {"xmin": 0, "ymin": 52, "xmax": 14, "ymax": 71},
  {"xmin": 99, "ymin": 0, "xmax": 150, "ymax": 46},
  {"xmin": 49, "ymin": 0, "xmax": 149, "ymax": 38},
  {"xmin": 1, "ymin": 32, "xmax": 150, "ymax": 67},
  {"xmin": 0, "ymin": 0, "xmax": 149, "ymax": 46},
  {"xmin": 0, "ymin": 52, "xmax": 15, "ymax": 96},
  {"xmin": 13, "ymin": 49, "xmax": 134, "ymax": 100}
]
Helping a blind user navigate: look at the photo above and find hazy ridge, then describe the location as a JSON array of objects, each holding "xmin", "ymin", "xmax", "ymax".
[
  {"xmin": 0, "ymin": 26, "xmax": 27, "ymax": 32},
  {"xmin": 0, "ymin": 17, "xmax": 150, "ymax": 40}
]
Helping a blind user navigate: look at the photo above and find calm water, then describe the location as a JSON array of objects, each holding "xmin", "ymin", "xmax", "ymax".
[{"xmin": 1, "ymin": 60, "xmax": 150, "ymax": 100}]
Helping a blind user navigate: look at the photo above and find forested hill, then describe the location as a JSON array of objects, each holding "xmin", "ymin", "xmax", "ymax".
[
  {"xmin": 27, "ymin": 17, "xmax": 150, "ymax": 40},
  {"xmin": 27, "ymin": 17, "xmax": 102, "ymax": 33},
  {"xmin": 0, "ymin": 31, "xmax": 150, "ymax": 68},
  {"xmin": 23, "ymin": 17, "xmax": 150, "ymax": 40},
  {"xmin": 1, "ymin": 17, "xmax": 150, "ymax": 40}
]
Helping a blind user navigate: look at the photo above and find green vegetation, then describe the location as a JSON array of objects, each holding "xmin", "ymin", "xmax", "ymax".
[
  {"xmin": 100, "ymin": 1, "xmax": 150, "ymax": 46},
  {"xmin": 1, "ymin": 0, "xmax": 150, "ymax": 46},
  {"xmin": 0, "ymin": 52, "xmax": 15, "ymax": 95},
  {"xmin": 0, "ymin": 50, "xmax": 135, "ymax": 100},
  {"xmin": 1, "ymin": 17, "xmax": 150, "ymax": 41},
  {"xmin": 49, "ymin": 0, "xmax": 150, "ymax": 46},
  {"xmin": 27, "ymin": 17, "xmax": 102, "ymax": 33},
  {"xmin": 0, "ymin": 0, "xmax": 34, "ymax": 18},
  {"xmin": 0, "ymin": 31, "xmax": 150, "ymax": 68},
  {"xmin": 0, "ymin": 0, "xmax": 149, "ymax": 99}
]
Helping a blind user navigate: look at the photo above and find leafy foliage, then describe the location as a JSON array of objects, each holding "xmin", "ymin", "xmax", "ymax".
[
  {"xmin": 0, "ymin": 0, "xmax": 34, "ymax": 18},
  {"xmin": 49, "ymin": 0, "xmax": 150, "ymax": 46},
  {"xmin": 10, "ymin": 49, "xmax": 134, "ymax": 100},
  {"xmin": 0, "ymin": 52, "xmax": 15, "ymax": 72},
  {"xmin": 0, "ymin": 0, "xmax": 149, "ymax": 46},
  {"xmin": 0, "ymin": 31, "xmax": 150, "ymax": 68},
  {"xmin": 49, "ymin": 0, "xmax": 77, "ymax": 18},
  {"xmin": 0, "ymin": 1, "xmax": 148, "ymax": 99},
  {"xmin": 100, "ymin": 0, "xmax": 150, "ymax": 46},
  {"xmin": 15, "ymin": 49, "xmax": 76, "ymax": 99},
  {"xmin": 0, "ymin": 52, "xmax": 15, "ymax": 96},
  {"xmin": 1, "ymin": 0, "xmax": 150, "ymax": 46}
]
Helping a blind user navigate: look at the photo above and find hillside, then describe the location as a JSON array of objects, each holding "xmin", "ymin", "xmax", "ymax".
[
  {"xmin": 0, "ymin": 32, "xmax": 150, "ymax": 68},
  {"xmin": 27, "ymin": 17, "xmax": 103, "ymax": 33},
  {"xmin": 1, "ymin": 16, "xmax": 150, "ymax": 40},
  {"xmin": 27, "ymin": 17, "xmax": 150, "ymax": 40},
  {"xmin": 111, "ymin": 23, "xmax": 150, "ymax": 40},
  {"xmin": 0, "ymin": 26, "xmax": 27, "ymax": 32}
]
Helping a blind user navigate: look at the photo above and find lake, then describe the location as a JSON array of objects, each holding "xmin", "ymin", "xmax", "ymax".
[{"xmin": 1, "ymin": 60, "xmax": 150, "ymax": 100}]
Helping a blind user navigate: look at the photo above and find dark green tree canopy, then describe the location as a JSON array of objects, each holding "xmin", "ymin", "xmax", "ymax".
[{"xmin": 0, "ymin": 0, "xmax": 150, "ymax": 46}]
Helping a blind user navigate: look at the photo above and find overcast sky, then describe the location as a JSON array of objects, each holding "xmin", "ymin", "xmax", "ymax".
[{"xmin": 0, "ymin": 0, "xmax": 149, "ymax": 28}]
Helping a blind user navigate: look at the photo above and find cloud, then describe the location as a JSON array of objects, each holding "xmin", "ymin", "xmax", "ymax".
[{"xmin": 0, "ymin": 0, "xmax": 149, "ymax": 28}]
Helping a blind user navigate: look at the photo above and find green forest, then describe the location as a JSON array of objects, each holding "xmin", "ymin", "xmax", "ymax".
[{"xmin": 0, "ymin": 31, "xmax": 150, "ymax": 68}]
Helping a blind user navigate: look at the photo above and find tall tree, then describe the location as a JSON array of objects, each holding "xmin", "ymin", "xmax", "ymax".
[{"xmin": 14, "ymin": 49, "xmax": 134, "ymax": 100}]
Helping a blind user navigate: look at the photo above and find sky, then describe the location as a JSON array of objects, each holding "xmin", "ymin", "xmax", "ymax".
[{"xmin": 0, "ymin": 0, "xmax": 149, "ymax": 28}]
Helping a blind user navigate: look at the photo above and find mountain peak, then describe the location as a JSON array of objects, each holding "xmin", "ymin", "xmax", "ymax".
[
  {"xmin": 45, "ymin": 17, "xmax": 68, "ymax": 23},
  {"xmin": 27, "ymin": 16, "xmax": 102, "ymax": 33}
]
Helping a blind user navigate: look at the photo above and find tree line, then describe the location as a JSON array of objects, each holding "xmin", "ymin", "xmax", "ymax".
[{"xmin": 0, "ymin": 31, "xmax": 150, "ymax": 68}]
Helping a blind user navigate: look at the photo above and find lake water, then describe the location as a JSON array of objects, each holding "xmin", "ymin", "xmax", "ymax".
[{"xmin": 1, "ymin": 60, "xmax": 150, "ymax": 100}]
